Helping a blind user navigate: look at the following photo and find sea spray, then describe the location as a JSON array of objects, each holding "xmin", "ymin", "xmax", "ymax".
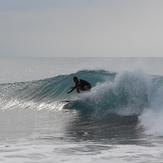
[
  {"xmin": 139, "ymin": 82, "xmax": 163, "ymax": 136},
  {"xmin": 67, "ymin": 70, "xmax": 150, "ymax": 116}
]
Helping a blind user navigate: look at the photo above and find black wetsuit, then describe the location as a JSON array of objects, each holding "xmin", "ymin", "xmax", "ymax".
[
  {"xmin": 78, "ymin": 79, "xmax": 91, "ymax": 90},
  {"xmin": 67, "ymin": 79, "xmax": 91, "ymax": 94}
]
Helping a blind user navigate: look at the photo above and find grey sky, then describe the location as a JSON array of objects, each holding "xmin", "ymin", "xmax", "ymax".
[{"xmin": 0, "ymin": 0, "xmax": 163, "ymax": 57}]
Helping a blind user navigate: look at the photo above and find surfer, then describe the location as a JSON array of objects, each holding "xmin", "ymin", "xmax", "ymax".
[{"xmin": 67, "ymin": 76, "xmax": 92, "ymax": 94}]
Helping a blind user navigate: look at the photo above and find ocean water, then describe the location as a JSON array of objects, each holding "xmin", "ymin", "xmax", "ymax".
[{"xmin": 0, "ymin": 58, "xmax": 163, "ymax": 163}]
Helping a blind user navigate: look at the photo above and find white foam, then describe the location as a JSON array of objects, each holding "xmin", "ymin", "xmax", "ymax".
[
  {"xmin": 76, "ymin": 70, "xmax": 150, "ymax": 116},
  {"xmin": 140, "ymin": 109, "xmax": 163, "ymax": 136}
]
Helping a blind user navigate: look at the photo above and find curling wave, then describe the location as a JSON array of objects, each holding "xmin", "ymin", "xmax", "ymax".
[
  {"xmin": 65, "ymin": 71, "xmax": 150, "ymax": 116},
  {"xmin": 1, "ymin": 69, "xmax": 163, "ymax": 135}
]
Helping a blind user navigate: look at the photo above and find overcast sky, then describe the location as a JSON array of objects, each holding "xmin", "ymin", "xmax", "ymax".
[{"xmin": 0, "ymin": 0, "xmax": 163, "ymax": 57}]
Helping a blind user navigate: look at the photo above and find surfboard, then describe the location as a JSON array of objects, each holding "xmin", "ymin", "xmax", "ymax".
[
  {"xmin": 61, "ymin": 100, "xmax": 71, "ymax": 103},
  {"xmin": 61, "ymin": 100, "xmax": 76, "ymax": 104}
]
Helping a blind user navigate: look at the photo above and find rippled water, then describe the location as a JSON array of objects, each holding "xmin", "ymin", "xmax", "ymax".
[{"xmin": 0, "ymin": 109, "xmax": 163, "ymax": 163}]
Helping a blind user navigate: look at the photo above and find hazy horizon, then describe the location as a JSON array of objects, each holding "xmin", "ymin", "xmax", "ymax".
[{"xmin": 0, "ymin": 57, "xmax": 162, "ymax": 83}]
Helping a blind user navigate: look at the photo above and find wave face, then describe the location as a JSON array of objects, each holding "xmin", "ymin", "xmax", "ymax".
[
  {"xmin": 0, "ymin": 69, "xmax": 159, "ymax": 112},
  {"xmin": 0, "ymin": 70, "xmax": 114, "ymax": 110},
  {"xmin": 1, "ymin": 69, "xmax": 163, "ymax": 136}
]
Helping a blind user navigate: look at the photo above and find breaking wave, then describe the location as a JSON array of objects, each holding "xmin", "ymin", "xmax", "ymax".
[{"xmin": 1, "ymin": 69, "xmax": 163, "ymax": 136}]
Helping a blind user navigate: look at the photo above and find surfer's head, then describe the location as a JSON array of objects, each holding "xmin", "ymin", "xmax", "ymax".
[{"xmin": 73, "ymin": 76, "xmax": 78, "ymax": 83}]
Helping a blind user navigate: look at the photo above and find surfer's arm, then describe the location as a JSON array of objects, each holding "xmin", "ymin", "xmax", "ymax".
[{"xmin": 67, "ymin": 86, "xmax": 76, "ymax": 94}]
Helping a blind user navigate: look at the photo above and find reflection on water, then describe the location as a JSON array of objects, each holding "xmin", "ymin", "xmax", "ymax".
[
  {"xmin": 0, "ymin": 109, "xmax": 161, "ymax": 163},
  {"xmin": 0, "ymin": 109, "xmax": 74, "ymax": 142},
  {"xmin": 0, "ymin": 109, "xmax": 147, "ymax": 145},
  {"xmin": 65, "ymin": 110, "xmax": 148, "ymax": 145}
]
